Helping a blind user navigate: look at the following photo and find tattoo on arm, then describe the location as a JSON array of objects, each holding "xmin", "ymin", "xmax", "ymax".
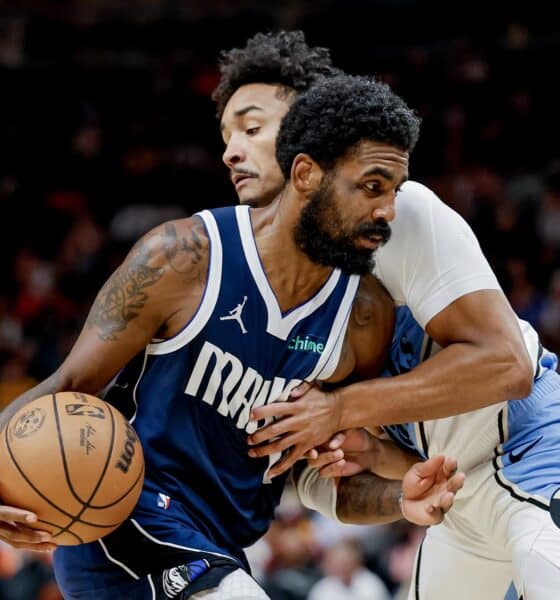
[
  {"xmin": 163, "ymin": 222, "xmax": 204, "ymax": 275},
  {"xmin": 87, "ymin": 219, "xmax": 207, "ymax": 341},
  {"xmin": 86, "ymin": 238, "xmax": 164, "ymax": 341},
  {"xmin": 337, "ymin": 473, "xmax": 401, "ymax": 524}
]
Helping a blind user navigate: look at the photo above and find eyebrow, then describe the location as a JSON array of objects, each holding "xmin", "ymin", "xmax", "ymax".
[
  {"xmin": 362, "ymin": 166, "xmax": 409, "ymax": 185},
  {"xmin": 220, "ymin": 105, "xmax": 264, "ymax": 131}
]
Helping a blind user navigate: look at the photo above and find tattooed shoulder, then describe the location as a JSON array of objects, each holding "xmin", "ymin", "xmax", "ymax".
[
  {"xmin": 161, "ymin": 216, "xmax": 208, "ymax": 279},
  {"xmin": 86, "ymin": 217, "xmax": 208, "ymax": 341}
]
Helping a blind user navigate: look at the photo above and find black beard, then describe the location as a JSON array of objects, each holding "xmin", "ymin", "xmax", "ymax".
[{"xmin": 293, "ymin": 181, "xmax": 391, "ymax": 275}]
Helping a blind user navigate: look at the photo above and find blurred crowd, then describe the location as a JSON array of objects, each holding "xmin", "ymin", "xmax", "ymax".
[{"xmin": 0, "ymin": 1, "xmax": 559, "ymax": 598}]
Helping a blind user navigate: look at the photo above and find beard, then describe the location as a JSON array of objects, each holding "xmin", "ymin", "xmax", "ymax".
[{"xmin": 293, "ymin": 177, "xmax": 392, "ymax": 275}]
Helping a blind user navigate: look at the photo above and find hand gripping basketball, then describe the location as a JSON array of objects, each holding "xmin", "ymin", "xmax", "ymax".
[{"xmin": 0, "ymin": 392, "xmax": 144, "ymax": 545}]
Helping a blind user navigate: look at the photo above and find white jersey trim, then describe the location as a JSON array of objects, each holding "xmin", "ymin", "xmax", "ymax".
[
  {"xmin": 97, "ymin": 537, "xmax": 140, "ymax": 580},
  {"xmin": 146, "ymin": 211, "xmax": 222, "ymax": 355},
  {"xmin": 307, "ymin": 274, "xmax": 360, "ymax": 381},
  {"xmin": 121, "ymin": 347, "xmax": 149, "ymax": 425},
  {"xmin": 129, "ymin": 519, "xmax": 238, "ymax": 562},
  {"xmin": 235, "ymin": 205, "xmax": 342, "ymax": 341}
]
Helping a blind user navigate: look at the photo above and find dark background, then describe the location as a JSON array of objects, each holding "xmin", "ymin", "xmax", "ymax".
[{"xmin": 0, "ymin": 1, "xmax": 558, "ymax": 598}]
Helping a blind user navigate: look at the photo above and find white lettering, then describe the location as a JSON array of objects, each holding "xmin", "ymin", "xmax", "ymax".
[{"xmin": 185, "ymin": 341, "xmax": 304, "ymax": 433}]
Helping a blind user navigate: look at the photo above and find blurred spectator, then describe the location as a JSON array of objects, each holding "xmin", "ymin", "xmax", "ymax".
[
  {"xmin": 387, "ymin": 526, "xmax": 425, "ymax": 600},
  {"xmin": 539, "ymin": 270, "xmax": 560, "ymax": 351},
  {"xmin": 307, "ymin": 539, "xmax": 390, "ymax": 600},
  {"xmin": 0, "ymin": 544, "xmax": 61, "ymax": 600}
]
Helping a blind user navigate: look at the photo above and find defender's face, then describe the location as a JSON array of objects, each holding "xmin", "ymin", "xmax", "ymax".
[
  {"xmin": 220, "ymin": 84, "xmax": 290, "ymax": 207},
  {"xmin": 295, "ymin": 140, "xmax": 409, "ymax": 274}
]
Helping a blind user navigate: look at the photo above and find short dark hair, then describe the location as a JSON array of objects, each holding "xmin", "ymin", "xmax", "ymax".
[
  {"xmin": 276, "ymin": 74, "xmax": 421, "ymax": 179},
  {"xmin": 212, "ymin": 30, "xmax": 340, "ymax": 118}
]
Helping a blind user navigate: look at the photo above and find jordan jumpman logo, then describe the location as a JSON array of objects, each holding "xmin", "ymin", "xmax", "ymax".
[{"xmin": 219, "ymin": 296, "xmax": 248, "ymax": 334}]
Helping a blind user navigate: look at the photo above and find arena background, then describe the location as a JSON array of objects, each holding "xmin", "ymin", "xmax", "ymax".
[{"xmin": 0, "ymin": 1, "xmax": 559, "ymax": 598}]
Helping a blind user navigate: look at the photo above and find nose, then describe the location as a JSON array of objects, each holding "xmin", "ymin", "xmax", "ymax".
[
  {"xmin": 222, "ymin": 134, "xmax": 245, "ymax": 168},
  {"xmin": 372, "ymin": 194, "xmax": 396, "ymax": 223}
]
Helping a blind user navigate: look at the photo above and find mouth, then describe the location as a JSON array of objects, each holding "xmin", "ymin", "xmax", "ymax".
[
  {"xmin": 357, "ymin": 234, "xmax": 385, "ymax": 250},
  {"xmin": 231, "ymin": 172, "xmax": 257, "ymax": 190}
]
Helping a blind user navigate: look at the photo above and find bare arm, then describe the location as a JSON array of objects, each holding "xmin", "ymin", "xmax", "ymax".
[
  {"xmin": 295, "ymin": 454, "xmax": 464, "ymax": 526},
  {"xmin": 338, "ymin": 289, "xmax": 533, "ymax": 428},
  {"xmin": 248, "ymin": 289, "xmax": 533, "ymax": 473},
  {"xmin": 0, "ymin": 217, "xmax": 207, "ymax": 550},
  {"xmin": 336, "ymin": 473, "xmax": 401, "ymax": 524}
]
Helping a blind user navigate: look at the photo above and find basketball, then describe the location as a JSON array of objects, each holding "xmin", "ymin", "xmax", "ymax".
[{"xmin": 0, "ymin": 392, "xmax": 144, "ymax": 545}]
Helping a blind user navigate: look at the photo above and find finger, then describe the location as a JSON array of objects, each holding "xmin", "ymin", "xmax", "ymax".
[
  {"xmin": 0, "ymin": 539, "xmax": 58, "ymax": 553},
  {"xmin": 0, "ymin": 506, "xmax": 39, "ymax": 524},
  {"xmin": 435, "ymin": 490, "xmax": 456, "ymax": 514},
  {"xmin": 0, "ymin": 523, "xmax": 54, "ymax": 544},
  {"xmin": 441, "ymin": 456, "xmax": 458, "ymax": 478},
  {"xmin": 248, "ymin": 417, "xmax": 299, "ymax": 446},
  {"xmin": 446, "ymin": 472, "xmax": 466, "ymax": 494},
  {"xmin": 413, "ymin": 455, "xmax": 445, "ymax": 479},
  {"xmin": 248, "ymin": 433, "xmax": 302, "ymax": 458},
  {"xmin": 319, "ymin": 459, "xmax": 346, "ymax": 478},
  {"xmin": 304, "ymin": 448, "xmax": 319, "ymax": 460},
  {"xmin": 307, "ymin": 449, "xmax": 344, "ymax": 470},
  {"xmin": 328, "ymin": 432, "xmax": 347, "ymax": 450},
  {"xmin": 289, "ymin": 382, "xmax": 313, "ymax": 399},
  {"xmin": 320, "ymin": 460, "xmax": 368, "ymax": 478},
  {"xmin": 250, "ymin": 403, "xmax": 297, "ymax": 422},
  {"xmin": 268, "ymin": 448, "xmax": 303, "ymax": 478}
]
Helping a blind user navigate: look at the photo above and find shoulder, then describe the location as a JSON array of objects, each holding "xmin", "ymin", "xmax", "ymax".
[
  {"xmin": 125, "ymin": 216, "xmax": 209, "ymax": 281},
  {"xmin": 393, "ymin": 180, "xmax": 466, "ymax": 233},
  {"xmin": 353, "ymin": 274, "xmax": 393, "ymax": 326}
]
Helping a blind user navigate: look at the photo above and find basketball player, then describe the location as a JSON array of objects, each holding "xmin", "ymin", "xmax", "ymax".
[
  {"xmin": 0, "ymin": 75, "xmax": 464, "ymax": 599},
  {"xmin": 213, "ymin": 30, "xmax": 560, "ymax": 599}
]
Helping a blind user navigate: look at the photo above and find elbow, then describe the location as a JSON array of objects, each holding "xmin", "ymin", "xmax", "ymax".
[
  {"xmin": 510, "ymin": 357, "xmax": 534, "ymax": 399},
  {"xmin": 502, "ymin": 343, "xmax": 534, "ymax": 400}
]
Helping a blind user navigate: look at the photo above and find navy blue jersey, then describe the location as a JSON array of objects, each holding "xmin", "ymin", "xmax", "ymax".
[{"xmin": 55, "ymin": 205, "xmax": 359, "ymax": 591}]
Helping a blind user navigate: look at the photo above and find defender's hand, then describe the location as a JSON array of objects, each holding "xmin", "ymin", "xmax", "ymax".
[
  {"xmin": 248, "ymin": 386, "xmax": 342, "ymax": 478},
  {"xmin": 400, "ymin": 455, "xmax": 465, "ymax": 526}
]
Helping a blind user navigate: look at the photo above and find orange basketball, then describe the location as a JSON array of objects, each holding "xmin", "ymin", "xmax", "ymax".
[{"xmin": 0, "ymin": 391, "xmax": 144, "ymax": 545}]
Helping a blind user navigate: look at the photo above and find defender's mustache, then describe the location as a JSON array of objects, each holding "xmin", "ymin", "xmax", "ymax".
[{"xmin": 354, "ymin": 220, "xmax": 392, "ymax": 245}]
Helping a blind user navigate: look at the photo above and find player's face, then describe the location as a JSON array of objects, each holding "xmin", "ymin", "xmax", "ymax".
[
  {"xmin": 220, "ymin": 84, "xmax": 291, "ymax": 207},
  {"xmin": 294, "ymin": 140, "xmax": 408, "ymax": 274}
]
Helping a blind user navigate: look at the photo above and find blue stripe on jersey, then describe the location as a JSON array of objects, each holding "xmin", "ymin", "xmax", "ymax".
[
  {"xmin": 57, "ymin": 206, "xmax": 359, "ymax": 587},
  {"xmin": 495, "ymin": 369, "xmax": 560, "ymax": 504}
]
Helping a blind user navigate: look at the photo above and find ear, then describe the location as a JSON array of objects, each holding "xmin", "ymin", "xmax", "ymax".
[{"xmin": 290, "ymin": 153, "xmax": 323, "ymax": 196}]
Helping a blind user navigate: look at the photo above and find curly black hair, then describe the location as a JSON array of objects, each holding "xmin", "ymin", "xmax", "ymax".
[
  {"xmin": 212, "ymin": 30, "xmax": 340, "ymax": 118},
  {"xmin": 276, "ymin": 74, "xmax": 421, "ymax": 179}
]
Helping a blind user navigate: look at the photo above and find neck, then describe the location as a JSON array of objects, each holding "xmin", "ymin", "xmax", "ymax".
[{"xmin": 249, "ymin": 191, "xmax": 334, "ymax": 313}]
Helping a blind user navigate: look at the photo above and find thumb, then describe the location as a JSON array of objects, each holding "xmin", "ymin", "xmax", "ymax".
[{"xmin": 328, "ymin": 432, "xmax": 347, "ymax": 450}]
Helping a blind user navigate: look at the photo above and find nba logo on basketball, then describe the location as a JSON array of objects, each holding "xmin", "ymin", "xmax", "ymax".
[{"xmin": 157, "ymin": 492, "xmax": 171, "ymax": 510}]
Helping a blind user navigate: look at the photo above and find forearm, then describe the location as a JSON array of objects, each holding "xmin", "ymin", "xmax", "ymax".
[
  {"xmin": 336, "ymin": 473, "xmax": 402, "ymax": 524},
  {"xmin": 368, "ymin": 435, "xmax": 419, "ymax": 479},
  {"xmin": 0, "ymin": 371, "xmax": 67, "ymax": 431},
  {"xmin": 339, "ymin": 341, "xmax": 532, "ymax": 428}
]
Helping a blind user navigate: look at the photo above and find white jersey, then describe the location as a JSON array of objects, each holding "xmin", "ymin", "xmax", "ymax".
[
  {"xmin": 376, "ymin": 181, "xmax": 557, "ymax": 473},
  {"xmin": 374, "ymin": 180, "xmax": 540, "ymax": 362}
]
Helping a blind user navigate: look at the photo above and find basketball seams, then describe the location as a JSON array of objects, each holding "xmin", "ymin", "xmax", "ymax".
[
  {"xmin": 52, "ymin": 392, "xmax": 116, "ymax": 507},
  {"xmin": 51, "ymin": 394, "xmax": 120, "ymax": 537},
  {"xmin": 2, "ymin": 392, "xmax": 144, "ymax": 544},
  {"xmin": 4, "ymin": 405, "xmax": 76, "ymax": 521},
  {"xmin": 88, "ymin": 463, "xmax": 145, "ymax": 510}
]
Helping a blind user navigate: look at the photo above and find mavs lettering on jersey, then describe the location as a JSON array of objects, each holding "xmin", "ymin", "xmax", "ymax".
[{"xmin": 85, "ymin": 205, "xmax": 359, "ymax": 574}]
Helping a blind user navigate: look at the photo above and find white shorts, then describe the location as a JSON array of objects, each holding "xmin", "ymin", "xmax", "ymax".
[
  {"xmin": 408, "ymin": 463, "xmax": 560, "ymax": 599},
  {"xmin": 191, "ymin": 569, "xmax": 269, "ymax": 600}
]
